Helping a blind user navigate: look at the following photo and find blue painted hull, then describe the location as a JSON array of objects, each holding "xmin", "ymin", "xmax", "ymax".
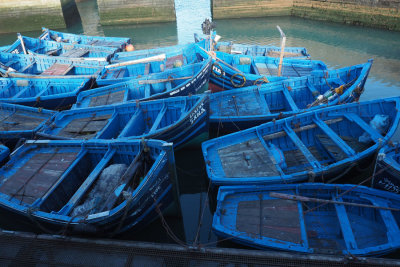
[
  {"xmin": 208, "ymin": 52, "xmax": 327, "ymax": 92},
  {"xmin": 39, "ymin": 28, "xmax": 131, "ymax": 50},
  {"xmin": 0, "ymin": 52, "xmax": 105, "ymax": 79},
  {"xmin": 0, "ymin": 139, "xmax": 176, "ymax": 236},
  {"xmin": 73, "ymin": 60, "xmax": 211, "ymax": 109},
  {"xmin": 210, "ymin": 60, "xmax": 373, "ymax": 132},
  {"xmin": 0, "ymin": 77, "xmax": 93, "ymax": 109},
  {"xmin": 213, "ymin": 183, "xmax": 400, "ymax": 256},
  {"xmin": 97, "ymin": 43, "xmax": 211, "ymax": 85},
  {"xmin": 38, "ymin": 94, "xmax": 209, "ymax": 150},
  {"xmin": 203, "ymin": 97, "xmax": 400, "ymax": 186},
  {"xmin": 6, "ymin": 35, "xmax": 117, "ymax": 61},
  {"xmin": 194, "ymin": 33, "xmax": 310, "ymax": 59},
  {"xmin": 373, "ymin": 143, "xmax": 400, "ymax": 194}
]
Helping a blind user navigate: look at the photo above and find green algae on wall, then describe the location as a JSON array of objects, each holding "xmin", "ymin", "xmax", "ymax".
[
  {"xmin": 292, "ymin": 0, "xmax": 400, "ymax": 31},
  {"xmin": 98, "ymin": 0, "xmax": 176, "ymax": 25},
  {"xmin": 0, "ymin": 0, "xmax": 66, "ymax": 33},
  {"xmin": 213, "ymin": 0, "xmax": 293, "ymax": 19}
]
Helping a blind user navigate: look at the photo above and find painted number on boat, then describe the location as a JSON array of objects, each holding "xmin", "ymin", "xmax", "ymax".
[
  {"xmin": 190, "ymin": 103, "xmax": 206, "ymax": 124},
  {"xmin": 377, "ymin": 178, "xmax": 400, "ymax": 194}
]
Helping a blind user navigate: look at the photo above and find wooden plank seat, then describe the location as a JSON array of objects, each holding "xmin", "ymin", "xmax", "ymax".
[{"xmin": 41, "ymin": 63, "xmax": 73, "ymax": 76}]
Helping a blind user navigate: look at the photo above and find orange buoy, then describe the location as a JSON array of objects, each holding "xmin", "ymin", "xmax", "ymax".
[{"xmin": 125, "ymin": 44, "xmax": 135, "ymax": 52}]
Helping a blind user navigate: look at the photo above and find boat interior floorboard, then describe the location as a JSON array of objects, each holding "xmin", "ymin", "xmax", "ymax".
[
  {"xmin": 236, "ymin": 198, "xmax": 302, "ymax": 243},
  {"xmin": 0, "ymin": 151, "xmax": 78, "ymax": 204},
  {"xmin": 0, "ymin": 111, "xmax": 47, "ymax": 131},
  {"xmin": 218, "ymin": 138, "xmax": 280, "ymax": 178},
  {"xmin": 89, "ymin": 90, "xmax": 125, "ymax": 107},
  {"xmin": 58, "ymin": 114, "xmax": 112, "ymax": 139}
]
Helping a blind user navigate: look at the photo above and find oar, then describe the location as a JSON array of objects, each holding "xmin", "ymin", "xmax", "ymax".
[
  {"xmin": 197, "ymin": 45, "xmax": 243, "ymax": 74},
  {"xmin": 105, "ymin": 54, "xmax": 166, "ymax": 69},
  {"xmin": 138, "ymin": 76, "xmax": 192, "ymax": 85},
  {"xmin": 270, "ymin": 192, "xmax": 400, "ymax": 211}
]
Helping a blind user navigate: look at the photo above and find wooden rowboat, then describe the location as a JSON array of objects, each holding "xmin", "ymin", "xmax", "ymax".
[
  {"xmin": 210, "ymin": 60, "xmax": 373, "ymax": 132},
  {"xmin": 0, "ymin": 139, "xmax": 176, "ymax": 235},
  {"xmin": 0, "ymin": 52, "xmax": 105, "ymax": 79},
  {"xmin": 97, "ymin": 43, "xmax": 211, "ymax": 86},
  {"xmin": 208, "ymin": 52, "xmax": 327, "ymax": 92},
  {"xmin": 39, "ymin": 27, "xmax": 131, "ymax": 50},
  {"xmin": 73, "ymin": 61, "xmax": 211, "ymax": 109},
  {"xmin": 5, "ymin": 35, "xmax": 117, "ymax": 61},
  {"xmin": 213, "ymin": 183, "xmax": 400, "ymax": 256},
  {"xmin": 38, "ymin": 94, "xmax": 209, "ymax": 149},
  {"xmin": 203, "ymin": 97, "xmax": 400, "ymax": 186},
  {"xmin": 0, "ymin": 77, "xmax": 93, "ymax": 109}
]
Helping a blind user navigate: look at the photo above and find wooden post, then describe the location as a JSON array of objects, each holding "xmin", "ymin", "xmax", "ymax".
[
  {"xmin": 277, "ymin": 25, "xmax": 286, "ymax": 77},
  {"xmin": 17, "ymin": 33, "xmax": 27, "ymax": 55}
]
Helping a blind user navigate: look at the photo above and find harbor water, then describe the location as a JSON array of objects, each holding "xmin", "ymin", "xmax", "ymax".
[{"xmin": 0, "ymin": 0, "xmax": 400, "ymax": 255}]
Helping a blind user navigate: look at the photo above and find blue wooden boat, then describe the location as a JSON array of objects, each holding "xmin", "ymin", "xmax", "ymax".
[
  {"xmin": 0, "ymin": 52, "xmax": 105, "ymax": 79},
  {"xmin": 202, "ymin": 97, "xmax": 400, "ymax": 186},
  {"xmin": 0, "ymin": 103, "xmax": 55, "ymax": 142},
  {"xmin": 38, "ymin": 94, "xmax": 209, "ymax": 149},
  {"xmin": 209, "ymin": 52, "xmax": 327, "ymax": 92},
  {"xmin": 73, "ymin": 61, "xmax": 211, "ymax": 109},
  {"xmin": 39, "ymin": 27, "xmax": 131, "ymax": 50},
  {"xmin": 111, "ymin": 43, "xmax": 188, "ymax": 63},
  {"xmin": 210, "ymin": 60, "xmax": 373, "ymax": 132},
  {"xmin": 97, "ymin": 43, "xmax": 211, "ymax": 86},
  {"xmin": 0, "ymin": 144, "xmax": 9, "ymax": 165},
  {"xmin": 5, "ymin": 35, "xmax": 117, "ymax": 61},
  {"xmin": 0, "ymin": 78, "xmax": 93, "ymax": 109},
  {"xmin": 0, "ymin": 139, "xmax": 176, "ymax": 235},
  {"xmin": 213, "ymin": 183, "xmax": 400, "ymax": 256},
  {"xmin": 215, "ymin": 42, "xmax": 310, "ymax": 58},
  {"xmin": 372, "ymin": 142, "xmax": 400, "ymax": 194},
  {"xmin": 194, "ymin": 33, "xmax": 310, "ymax": 58}
]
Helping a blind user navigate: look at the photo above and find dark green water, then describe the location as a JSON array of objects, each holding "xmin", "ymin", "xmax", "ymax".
[{"xmin": 1, "ymin": 0, "xmax": 400, "ymax": 254}]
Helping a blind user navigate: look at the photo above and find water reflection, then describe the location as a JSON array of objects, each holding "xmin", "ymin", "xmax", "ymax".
[{"xmin": 175, "ymin": 0, "xmax": 211, "ymax": 44}]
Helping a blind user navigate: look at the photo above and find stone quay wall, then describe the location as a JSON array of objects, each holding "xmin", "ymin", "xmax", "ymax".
[
  {"xmin": 213, "ymin": 0, "xmax": 294, "ymax": 19},
  {"xmin": 212, "ymin": 0, "xmax": 400, "ymax": 31},
  {"xmin": 97, "ymin": 0, "xmax": 176, "ymax": 26},
  {"xmin": 292, "ymin": 0, "xmax": 400, "ymax": 31},
  {"xmin": 0, "ymin": 0, "xmax": 66, "ymax": 33}
]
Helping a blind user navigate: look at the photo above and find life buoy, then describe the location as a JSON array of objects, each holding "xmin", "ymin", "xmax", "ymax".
[
  {"xmin": 231, "ymin": 73, "xmax": 246, "ymax": 88},
  {"xmin": 254, "ymin": 77, "xmax": 269, "ymax": 86}
]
